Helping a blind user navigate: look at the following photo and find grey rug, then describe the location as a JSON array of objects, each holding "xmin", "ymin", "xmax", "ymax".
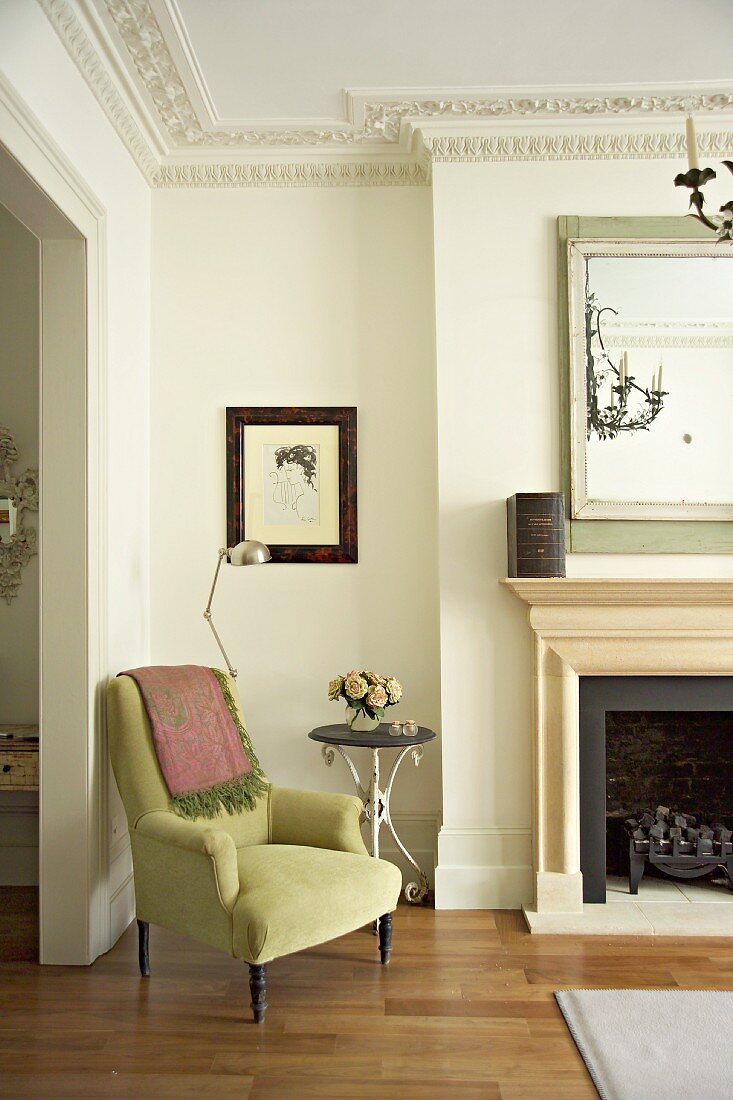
[{"xmin": 556, "ymin": 989, "xmax": 733, "ymax": 1100}]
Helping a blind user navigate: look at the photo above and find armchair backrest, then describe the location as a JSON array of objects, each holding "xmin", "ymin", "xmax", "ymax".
[{"xmin": 107, "ymin": 671, "xmax": 270, "ymax": 846}]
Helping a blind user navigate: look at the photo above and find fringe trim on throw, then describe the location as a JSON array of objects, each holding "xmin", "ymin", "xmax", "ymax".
[{"xmin": 172, "ymin": 668, "xmax": 269, "ymax": 820}]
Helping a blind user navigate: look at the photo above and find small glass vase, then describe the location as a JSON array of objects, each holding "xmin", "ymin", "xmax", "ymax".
[{"xmin": 344, "ymin": 704, "xmax": 380, "ymax": 733}]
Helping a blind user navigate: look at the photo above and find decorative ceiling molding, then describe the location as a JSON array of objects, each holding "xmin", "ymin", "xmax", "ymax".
[
  {"xmin": 422, "ymin": 130, "xmax": 733, "ymax": 163},
  {"xmin": 366, "ymin": 91, "xmax": 733, "ymax": 145},
  {"xmin": 155, "ymin": 160, "xmax": 429, "ymax": 188},
  {"xmin": 38, "ymin": 0, "xmax": 159, "ymax": 181},
  {"xmin": 35, "ymin": 0, "xmax": 733, "ymax": 187},
  {"xmin": 604, "ymin": 319, "xmax": 733, "ymax": 350},
  {"xmin": 104, "ymin": 0, "xmax": 368, "ymax": 147}
]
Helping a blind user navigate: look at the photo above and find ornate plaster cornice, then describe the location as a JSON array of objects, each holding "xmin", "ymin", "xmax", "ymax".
[
  {"xmin": 104, "ymin": 0, "xmax": 367, "ymax": 148},
  {"xmin": 423, "ymin": 130, "xmax": 733, "ymax": 163},
  {"xmin": 365, "ymin": 91, "xmax": 733, "ymax": 144},
  {"xmin": 37, "ymin": 0, "xmax": 159, "ymax": 181},
  {"xmin": 154, "ymin": 160, "xmax": 429, "ymax": 188},
  {"xmin": 604, "ymin": 318, "xmax": 733, "ymax": 350}
]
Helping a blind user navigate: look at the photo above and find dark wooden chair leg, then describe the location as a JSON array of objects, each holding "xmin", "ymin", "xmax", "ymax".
[
  {"xmin": 248, "ymin": 963, "xmax": 268, "ymax": 1023},
  {"xmin": 137, "ymin": 919, "xmax": 150, "ymax": 977},
  {"xmin": 378, "ymin": 912, "xmax": 393, "ymax": 965}
]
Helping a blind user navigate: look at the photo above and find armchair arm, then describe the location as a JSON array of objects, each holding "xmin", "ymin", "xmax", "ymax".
[
  {"xmin": 134, "ymin": 810, "xmax": 240, "ymax": 912},
  {"xmin": 270, "ymin": 786, "xmax": 367, "ymax": 856}
]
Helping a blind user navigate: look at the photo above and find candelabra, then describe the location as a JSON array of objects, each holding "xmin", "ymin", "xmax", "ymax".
[
  {"xmin": 674, "ymin": 115, "xmax": 733, "ymax": 242},
  {"xmin": 585, "ymin": 277, "xmax": 667, "ymax": 442}
]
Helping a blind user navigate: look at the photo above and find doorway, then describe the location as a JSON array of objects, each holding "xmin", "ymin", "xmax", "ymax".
[{"xmin": 0, "ymin": 91, "xmax": 110, "ymax": 964}]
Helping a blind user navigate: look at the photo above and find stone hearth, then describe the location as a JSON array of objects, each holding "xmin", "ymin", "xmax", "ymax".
[{"xmin": 504, "ymin": 578, "xmax": 733, "ymax": 935}]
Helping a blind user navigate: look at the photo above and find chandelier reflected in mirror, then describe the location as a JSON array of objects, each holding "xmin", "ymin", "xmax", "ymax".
[{"xmin": 585, "ymin": 271, "xmax": 667, "ymax": 442}]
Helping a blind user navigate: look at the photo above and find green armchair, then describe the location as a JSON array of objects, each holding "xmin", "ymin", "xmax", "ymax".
[{"xmin": 107, "ymin": 673, "xmax": 401, "ymax": 1022}]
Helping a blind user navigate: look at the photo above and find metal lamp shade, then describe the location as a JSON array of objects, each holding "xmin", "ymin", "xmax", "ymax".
[{"xmin": 227, "ymin": 540, "xmax": 272, "ymax": 567}]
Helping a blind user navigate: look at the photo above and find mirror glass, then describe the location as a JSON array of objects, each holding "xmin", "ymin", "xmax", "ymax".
[
  {"xmin": 0, "ymin": 496, "xmax": 17, "ymax": 544},
  {"xmin": 568, "ymin": 241, "xmax": 733, "ymax": 520}
]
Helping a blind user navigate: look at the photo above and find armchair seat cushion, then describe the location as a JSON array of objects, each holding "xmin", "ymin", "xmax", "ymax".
[{"xmin": 232, "ymin": 845, "xmax": 402, "ymax": 963}]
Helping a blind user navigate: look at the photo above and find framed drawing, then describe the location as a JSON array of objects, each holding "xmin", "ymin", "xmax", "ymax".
[
  {"xmin": 559, "ymin": 216, "xmax": 733, "ymax": 554},
  {"xmin": 226, "ymin": 407, "xmax": 357, "ymax": 563}
]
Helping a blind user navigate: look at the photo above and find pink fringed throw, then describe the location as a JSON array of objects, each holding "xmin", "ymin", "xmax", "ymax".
[{"xmin": 120, "ymin": 664, "xmax": 267, "ymax": 819}]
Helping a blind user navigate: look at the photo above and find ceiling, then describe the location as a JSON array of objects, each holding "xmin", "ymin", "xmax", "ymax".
[
  {"xmin": 102, "ymin": 0, "xmax": 733, "ymax": 128},
  {"xmin": 34, "ymin": 0, "xmax": 733, "ymax": 184}
]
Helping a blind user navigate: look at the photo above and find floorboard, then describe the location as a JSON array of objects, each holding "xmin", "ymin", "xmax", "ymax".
[{"xmin": 2, "ymin": 889, "xmax": 733, "ymax": 1098}]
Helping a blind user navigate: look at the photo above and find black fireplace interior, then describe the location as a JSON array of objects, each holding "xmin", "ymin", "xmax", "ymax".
[{"xmin": 579, "ymin": 677, "xmax": 733, "ymax": 903}]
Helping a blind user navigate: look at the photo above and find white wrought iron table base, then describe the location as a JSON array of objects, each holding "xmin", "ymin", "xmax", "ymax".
[{"xmin": 320, "ymin": 741, "xmax": 430, "ymax": 904}]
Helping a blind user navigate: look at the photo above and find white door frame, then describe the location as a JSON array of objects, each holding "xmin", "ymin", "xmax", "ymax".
[{"xmin": 0, "ymin": 73, "xmax": 109, "ymax": 964}]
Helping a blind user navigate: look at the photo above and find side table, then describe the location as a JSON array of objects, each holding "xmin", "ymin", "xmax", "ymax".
[{"xmin": 308, "ymin": 723, "xmax": 437, "ymax": 904}]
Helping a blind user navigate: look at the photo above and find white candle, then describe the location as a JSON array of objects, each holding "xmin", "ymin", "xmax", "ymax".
[
  {"xmin": 686, "ymin": 115, "xmax": 699, "ymax": 171},
  {"xmin": 658, "ymin": 362, "xmax": 663, "ymax": 393},
  {"xmin": 622, "ymin": 352, "xmax": 628, "ymax": 403}
]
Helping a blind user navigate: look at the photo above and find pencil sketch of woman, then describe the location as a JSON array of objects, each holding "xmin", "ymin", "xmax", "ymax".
[{"xmin": 269, "ymin": 444, "xmax": 319, "ymax": 524}]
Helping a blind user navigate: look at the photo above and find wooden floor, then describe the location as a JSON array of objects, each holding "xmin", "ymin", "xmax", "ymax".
[{"xmin": 3, "ymin": 888, "xmax": 733, "ymax": 1098}]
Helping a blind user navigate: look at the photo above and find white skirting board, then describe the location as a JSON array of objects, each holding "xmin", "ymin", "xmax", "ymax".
[
  {"xmin": 107, "ymin": 835, "xmax": 134, "ymax": 947},
  {"xmin": 435, "ymin": 825, "xmax": 533, "ymax": 909},
  {"xmin": 360, "ymin": 811, "xmax": 440, "ymax": 890},
  {"xmin": 109, "ymin": 871, "xmax": 135, "ymax": 945}
]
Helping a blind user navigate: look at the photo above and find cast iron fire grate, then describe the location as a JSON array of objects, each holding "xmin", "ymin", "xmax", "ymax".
[{"xmin": 624, "ymin": 806, "xmax": 733, "ymax": 894}]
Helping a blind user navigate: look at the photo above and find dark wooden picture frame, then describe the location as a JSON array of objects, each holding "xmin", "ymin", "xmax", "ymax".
[{"xmin": 226, "ymin": 406, "xmax": 357, "ymax": 563}]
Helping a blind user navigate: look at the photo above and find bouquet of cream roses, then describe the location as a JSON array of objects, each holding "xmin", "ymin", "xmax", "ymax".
[{"xmin": 328, "ymin": 670, "xmax": 403, "ymax": 722}]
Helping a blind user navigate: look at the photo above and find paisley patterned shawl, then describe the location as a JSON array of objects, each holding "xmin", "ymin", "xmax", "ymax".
[{"xmin": 120, "ymin": 664, "xmax": 267, "ymax": 819}]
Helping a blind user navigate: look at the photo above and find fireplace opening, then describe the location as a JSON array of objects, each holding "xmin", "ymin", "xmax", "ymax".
[{"xmin": 580, "ymin": 677, "xmax": 733, "ymax": 903}]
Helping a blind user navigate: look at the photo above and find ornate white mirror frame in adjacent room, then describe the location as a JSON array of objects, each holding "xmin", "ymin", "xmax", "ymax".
[{"xmin": 0, "ymin": 425, "xmax": 39, "ymax": 603}]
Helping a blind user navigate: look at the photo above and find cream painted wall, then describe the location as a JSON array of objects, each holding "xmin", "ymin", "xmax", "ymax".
[
  {"xmin": 0, "ymin": 1, "xmax": 151, "ymax": 947},
  {"xmin": 431, "ymin": 154, "xmax": 733, "ymax": 909},
  {"xmin": 151, "ymin": 187, "xmax": 442, "ymax": 879},
  {"xmin": 0, "ymin": 203, "xmax": 39, "ymax": 886}
]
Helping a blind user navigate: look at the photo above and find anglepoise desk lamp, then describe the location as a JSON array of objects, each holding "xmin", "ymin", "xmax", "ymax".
[{"xmin": 204, "ymin": 540, "xmax": 271, "ymax": 678}]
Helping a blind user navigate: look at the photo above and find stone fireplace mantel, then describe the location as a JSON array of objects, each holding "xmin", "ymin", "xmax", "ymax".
[{"xmin": 503, "ymin": 578, "xmax": 733, "ymax": 932}]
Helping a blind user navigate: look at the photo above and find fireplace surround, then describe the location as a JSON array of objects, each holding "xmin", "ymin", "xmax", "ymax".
[{"xmin": 504, "ymin": 578, "xmax": 733, "ymax": 934}]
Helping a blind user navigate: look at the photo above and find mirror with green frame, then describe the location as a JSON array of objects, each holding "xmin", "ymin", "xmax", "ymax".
[{"xmin": 559, "ymin": 216, "xmax": 733, "ymax": 554}]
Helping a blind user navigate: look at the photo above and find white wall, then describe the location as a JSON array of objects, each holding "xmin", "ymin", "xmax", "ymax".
[
  {"xmin": 151, "ymin": 186, "xmax": 442, "ymax": 880},
  {"xmin": 0, "ymin": 203, "xmax": 39, "ymax": 885},
  {"xmin": 431, "ymin": 153, "xmax": 733, "ymax": 909},
  {"xmin": 0, "ymin": 0, "xmax": 151, "ymax": 946}
]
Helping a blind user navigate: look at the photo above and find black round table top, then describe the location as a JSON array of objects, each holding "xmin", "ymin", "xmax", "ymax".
[{"xmin": 309, "ymin": 723, "xmax": 437, "ymax": 749}]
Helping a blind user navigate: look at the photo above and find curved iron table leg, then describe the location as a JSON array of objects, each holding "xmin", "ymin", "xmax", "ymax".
[
  {"xmin": 384, "ymin": 744, "xmax": 430, "ymax": 904},
  {"xmin": 321, "ymin": 740, "xmax": 429, "ymax": 904},
  {"xmin": 321, "ymin": 743, "xmax": 367, "ymax": 804}
]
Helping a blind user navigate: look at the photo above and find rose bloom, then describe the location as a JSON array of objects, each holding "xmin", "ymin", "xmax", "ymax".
[
  {"xmin": 344, "ymin": 674, "xmax": 368, "ymax": 700},
  {"xmin": 366, "ymin": 684, "xmax": 388, "ymax": 709},
  {"xmin": 386, "ymin": 677, "xmax": 402, "ymax": 703},
  {"xmin": 328, "ymin": 676, "xmax": 343, "ymax": 701}
]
